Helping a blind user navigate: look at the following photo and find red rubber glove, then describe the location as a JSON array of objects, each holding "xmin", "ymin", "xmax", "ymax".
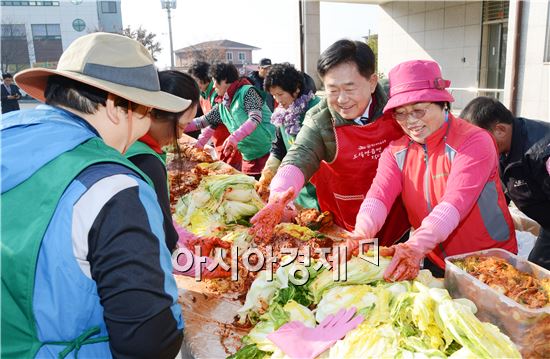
[
  {"xmin": 249, "ymin": 187, "xmax": 295, "ymax": 242},
  {"xmin": 381, "ymin": 243, "xmax": 424, "ymax": 282}
]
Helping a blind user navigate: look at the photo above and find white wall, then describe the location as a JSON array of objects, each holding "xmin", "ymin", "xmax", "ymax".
[
  {"xmin": 504, "ymin": 0, "xmax": 549, "ymax": 121},
  {"xmin": 1, "ymin": 0, "xmax": 100, "ymax": 65},
  {"xmin": 378, "ymin": 1, "xmax": 483, "ymax": 111}
]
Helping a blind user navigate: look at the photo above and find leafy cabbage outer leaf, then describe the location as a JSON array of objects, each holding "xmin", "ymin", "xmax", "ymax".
[
  {"xmin": 174, "ymin": 173, "xmax": 265, "ymax": 232},
  {"xmin": 220, "ymin": 201, "xmax": 259, "ymax": 223},
  {"xmin": 243, "ymin": 300, "xmax": 315, "ymax": 354},
  {"xmin": 328, "ymin": 323, "xmax": 400, "ymax": 358},
  {"xmin": 201, "ymin": 174, "xmax": 256, "ymax": 200},
  {"xmin": 433, "ymin": 287, "xmax": 521, "ymax": 359},
  {"xmin": 415, "ymin": 269, "xmax": 445, "ymax": 289},
  {"xmin": 237, "ymin": 259, "xmax": 314, "ymax": 324},
  {"xmin": 316, "ymin": 285, "xmax": 378, "ymax": 323},
  {"xmin": 237, "ymin": 270, "xmax": 281, "ymax": 324},
  {"xmin": 283, "ymin": 300, "xmax": 316, "ymax": 328},
  {"xmin": 310, "ymin": 254, "xmax": 392, "ymax": 303},
  {"xmin": 244, "ymin": 304, "xmax": 289, "ymax": 352},
  {"xmin": 221, "ymin": 227, "xmax": 252, "ymax": 253},
  {"xmin": 447, "ymin": 346, "xmax": 482, "ymax": 359},
  {"xmin": 236, "ymin": 252, "xmax": 520, "ymax": 359},
  {"xmin": 227, "ymin": 344, "xmax": 267, "ymax": 359}
]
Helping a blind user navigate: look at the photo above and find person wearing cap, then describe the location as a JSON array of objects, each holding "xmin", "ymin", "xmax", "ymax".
[
  {"xmin": 256, "ymin": 62, "xmax": 321, "ymax": 209},
  {"xmin": 460, "ymin": 97, "xmax": 550, "ymax": 270},
  {"xmin": 1, "ymin": 33, "xmax": 189, "ymax": 358},
  {"xmin": 350, "ymin": 59, "xmax": 517, "ymax": 281},
  {"xmin": 188, "ymin": 61, "xmax": 242, "ymax": 170},
  {"xmin": 250, "ymin": 40, "xmax": 409, "ymax": 246},
  {"xmin": 186, "ymin": 63, "xmax": 275, "ymax": 178},
  {"xmin": 248, "ymin": 58, "xmax": 275, "ymax": 111},
  {"xmin": 1, "ymin": 72, "xmax": 22, "ymax": 114}
]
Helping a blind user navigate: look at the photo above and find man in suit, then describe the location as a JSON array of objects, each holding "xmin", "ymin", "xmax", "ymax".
[{"xmin": 1, "ymin": 73, "xmax": 22, "ymax": 114}]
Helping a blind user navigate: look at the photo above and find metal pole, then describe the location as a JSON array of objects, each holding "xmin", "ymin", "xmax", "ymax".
[
  {"xmin": 167, "ymin": 6, "xmax": 174, "ymax": 69},
  {"xmin": 299, "ymin": 0, "xmax": 304, "ymax": 71}
]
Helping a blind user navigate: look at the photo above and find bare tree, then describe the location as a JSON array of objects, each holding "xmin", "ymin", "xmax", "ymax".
[
  {"xmin": 175, "ymin": 43, "xmax": 226, "ymax": 70},
  {"xmin": 1, "ymin": 22, "xmax": 32, "ymax": 73},
  {"xmin": 122, "ymin": 26, "xmax": 162, "ymax": 61},
  {"xmin": 365, "ymin": 34, "xmax": 383, "ymax": 78}
]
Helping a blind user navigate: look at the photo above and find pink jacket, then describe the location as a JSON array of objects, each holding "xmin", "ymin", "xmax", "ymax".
[{"xmin": 356, "ymin": 115, "xmax": 517, "ymax": 268}]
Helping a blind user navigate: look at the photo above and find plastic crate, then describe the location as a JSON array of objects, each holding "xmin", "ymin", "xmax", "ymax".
[{"xmin": 444, "ymin": 248, "xmax": 550, "ymax": 359}]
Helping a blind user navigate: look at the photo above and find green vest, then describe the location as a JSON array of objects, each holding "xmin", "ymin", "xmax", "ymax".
[
  {"xmin": 1, "ymin": 137, "xmax": 150, "ymax": 358},
  {"xmin": 279, "ymin": 97, "xmax": 321, "ymax": 210},
  {"xmin": 202, "ymin": 80, "xmax": 217, "ymax": 107},
  {"xmin": 218, "ymin": 85, "xmax": 275, "ymax": 161},
  {"xmin": 125, "ymin": 140, "xmax": 169, "ymax": 196},
  {"xmin": 125, "ymin": 140, "xmax": 167, "ymax": 166}
]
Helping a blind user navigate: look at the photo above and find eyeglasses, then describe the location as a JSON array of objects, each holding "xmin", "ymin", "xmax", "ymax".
[{"xmin": 393, "ymin": 103, "xmax": 432, "ymax": 122}]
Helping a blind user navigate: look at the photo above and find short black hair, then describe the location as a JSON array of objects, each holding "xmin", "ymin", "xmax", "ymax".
[
  {"xmin": 188, "ymin": 61, "xmax": 210, "ymax": 84},
  {"xmin": 459, "ymin": 96, "xmax": 514, "ymax": 130},
  {"xmin": 317, "ymin": 39, "xmax": 376, "ymax": 79},
  {"xmin": 2, "ymin": 73, "xmax": 13, "ymax": 80},
  {"xmin": 44, "ymin": 75, "xmax": 108, "ymax": 113},
  {"xmin": 264, "ymin": 63, "xmax": 305, "ymax": 96},
  {"xmin": 210, "ymin": 63, "xmax": 239, "ymax": 84},
  {"xmin": 44, "ymin": 75, "xmax": 146, "ymax": 115}
]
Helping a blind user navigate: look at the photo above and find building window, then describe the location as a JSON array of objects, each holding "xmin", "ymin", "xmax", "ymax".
[
  {"xmin": 545, "ymin": 4, "xmax": 550, "ymax": 62},
  {"xmin": 32, "ymin": 24, "xmax": 61, "ymax": 39},
  {"xmin": 1, "ymin": 1, "xmax": 59, "ymax": 5},
  {"xmin": 100, "ymin": 1, "xmax": 117, "ymax": 13},
  {"xmin": 1, "ymin": 24, "xmax": 26, "ymax": 38},
  {"xmin": 72, "ymin": 19, "xmax": 86, "ymax": 32},
  {"xmin": 226, "ymin": 52, "xmax": 233, "ymax": 61},
  {"xmin": 31, "ymin": 23, "xmax": 62, "ymax": 63},
  {"xmin": 1, "ymin": 24, "xmax": 30, "ymax": 72},
  {"xmin": 238, "ymin": 52, "xmax": 245, "ymax": 61}
]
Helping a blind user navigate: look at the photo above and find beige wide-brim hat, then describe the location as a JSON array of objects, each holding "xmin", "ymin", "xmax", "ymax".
[{"xmin": 15, "ymin": 32, "xmax": 190, "ymax": 113}]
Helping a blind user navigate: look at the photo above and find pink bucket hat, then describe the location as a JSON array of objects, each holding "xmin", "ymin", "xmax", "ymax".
[{"xmin": 383, "ymin": 60, "xmax": 454, "ymax": 114}]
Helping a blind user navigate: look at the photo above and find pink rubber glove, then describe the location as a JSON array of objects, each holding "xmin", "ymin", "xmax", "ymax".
[
  {"xmin": 184, "ymin": 118, "xmax": 202, "ymax": 133},
  {"xmin": 267, "ymin": 307, "xmax": 364, "ymax": 359},
  {"xmin": 345, "ymin": 198, "xmax": 388, "ymax": 260},
  {"xmin": 383, "ymin": 202, "xmax": 460, "ymax": 281},
  {"xmin": 222, "ymin": 119, "xmax": 258, "ymax": 158},
  {"xmin": 546, "ymin": 157, "xmax": 550, "ymax": 176},
  {"xmin": 195, "ymin": 126, "xmax": 216, "ymax": 149}
]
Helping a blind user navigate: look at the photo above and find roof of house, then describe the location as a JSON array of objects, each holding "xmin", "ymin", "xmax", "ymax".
[{"xmin": 175, "ymin": 39, "xmax": 260, "ymax": 54}]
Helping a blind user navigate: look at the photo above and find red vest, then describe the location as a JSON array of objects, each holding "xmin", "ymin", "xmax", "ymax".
[
  {"xmin": 390, "ymin": 115, "xmax": 517, "ymax": 268},
  {"xmin": 311, "ymin": 114, "xmax": 410, "ymax": 246}
]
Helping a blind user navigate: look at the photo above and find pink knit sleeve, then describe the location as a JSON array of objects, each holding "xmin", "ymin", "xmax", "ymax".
[
  {"xmin": 366, "ymin": 146, "xmax": 403, "ymax": 211},
  {"xmin": 269, "ymin": 164, "xmax": 305, "ymax": 202},
  {"xmin": 353, "ymin": 146, "xmax": 402, "ymax": 238},
  {"xmin": 231, "ymin": 119, "xmax": 258, "ymax": 142},
  {"xmin": 354, "ymin": 198, "xmax": 388, "ymax": 238},
  {"xmin": 441, "ymin": 130, "xmax": 497, "ymax": 218},
  {"xmin": 407, "ymin": 201, "xmax": 461, "ymax": 255}
]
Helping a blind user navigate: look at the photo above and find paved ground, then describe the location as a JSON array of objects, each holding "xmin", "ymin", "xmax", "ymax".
[{"xmin": 18, "ymin": 100, "xmax": 41, "ymax": 110}]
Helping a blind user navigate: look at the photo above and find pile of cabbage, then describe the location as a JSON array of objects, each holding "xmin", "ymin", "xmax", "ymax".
[
  {"xmin": 173, "ymin": 174, "xmax": 264, "ymax": 236},
  {"xmin": 230, "ymin": 255, "xmax": 521, "ymax": 359}
]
